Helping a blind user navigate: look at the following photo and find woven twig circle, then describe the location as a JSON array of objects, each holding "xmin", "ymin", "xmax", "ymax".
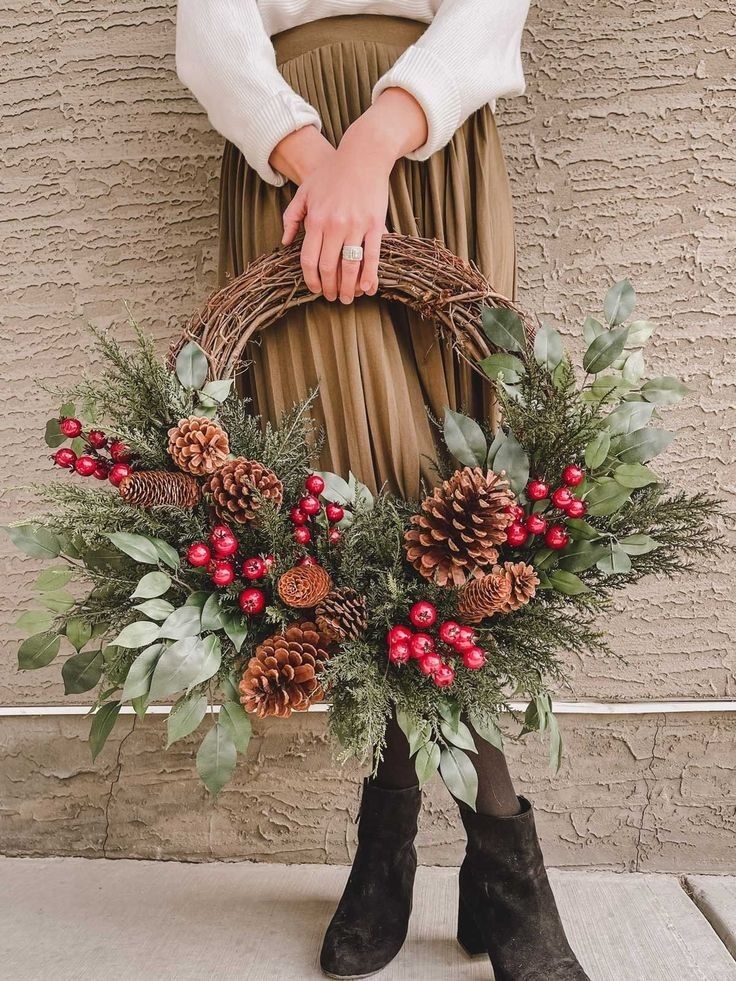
[{"xmin": 174, "ymin": 233, "xmax": 535, "ymax": 377}]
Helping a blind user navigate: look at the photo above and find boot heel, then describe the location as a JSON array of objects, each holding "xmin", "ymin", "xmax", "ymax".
[{"xmin": 457, "ymin": 894, "xmax": 486, "ymax": 958}]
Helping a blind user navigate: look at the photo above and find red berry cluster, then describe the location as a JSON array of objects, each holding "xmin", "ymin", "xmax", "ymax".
[
  {"xmin": 386, "ymin": 601, "xmax": 487, "ymax": 689},
  {"xmin": 186, "ymin": 524, "xmax": 273, "ymax": 615},
  {"xmin": 289, "ymin": 473, "xmax": 345, "ymax": 547},
  {"xmin": 504, "ymin": 464, "xmax": 586, "ymax": 552},
  {"xmin": 51, "ymin": 417, "xmax": 133, "ymax": 488}
]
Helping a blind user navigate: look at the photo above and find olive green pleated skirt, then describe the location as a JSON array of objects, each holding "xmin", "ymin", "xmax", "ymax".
[{"xmin": 218, "ymin": 15, "xmax": 516, "ymax": 500}]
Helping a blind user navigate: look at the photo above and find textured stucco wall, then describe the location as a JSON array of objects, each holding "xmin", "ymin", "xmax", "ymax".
[{"xmin": 1, "ymin": 1, "xmax": 734, "ymax": 863}]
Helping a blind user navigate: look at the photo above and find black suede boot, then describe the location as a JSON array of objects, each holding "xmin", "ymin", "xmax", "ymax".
[
  {"xmin": 320, "ymin": 779, "xmax": 421, "ymax": 978},
  {"xmin": 457, "ymin": 797, "xmax": 589, "ymax": 981}
]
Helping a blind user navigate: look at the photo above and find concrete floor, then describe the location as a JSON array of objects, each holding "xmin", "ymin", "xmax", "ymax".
[{"xmin": 2, "ymin": 859, "xmax": 736, "ymax": 981}]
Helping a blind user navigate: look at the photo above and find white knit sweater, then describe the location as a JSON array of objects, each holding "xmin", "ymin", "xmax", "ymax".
[{"xmin": 176, "ymin": 1, "xmax": 530, "ymax": 185}]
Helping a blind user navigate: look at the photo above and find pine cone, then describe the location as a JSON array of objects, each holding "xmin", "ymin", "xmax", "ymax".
[
  {"xmin": 404, "ymin": 468, "xmax": 516, "ymax": 586},
  {"xmin": 239, "ymin": 621, "xmax": 330, "ymax": 718},
  {"xmin": 204, "ymin": 457, "xmax": 283, "ymax": 524},
  {"xmin": 277, "ymin": 564, "xmax": 332, "ymax": 608},
  {"xmin": 495, "ymin": 561, "xmax": 539, "ymax": 613},
  {"xmin": 458, "ymin": 570, "xmax": 512, "ymax": 623},
  {"xmin": 167, "ymin": 416, "xmax": 230, "ymax": 476},
  {"xmin": 118, "ymin": 470, "xmax": 201, "ymax": 508},
  {"xmin": 315, "ymin": 588, "xmax": 368, "ymax": 643}
]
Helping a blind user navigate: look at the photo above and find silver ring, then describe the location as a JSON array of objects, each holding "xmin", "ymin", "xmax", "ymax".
[{"xmin": 342, "ymin": 244, "xmax": 364, "ymax": 262}]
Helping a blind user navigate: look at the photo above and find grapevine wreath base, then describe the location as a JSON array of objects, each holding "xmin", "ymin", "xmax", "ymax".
[{"xmin": 7, "ymin": 235, "xmax": 723, "ymax": 805}]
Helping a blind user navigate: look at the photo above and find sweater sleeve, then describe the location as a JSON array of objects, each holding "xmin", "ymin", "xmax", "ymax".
[
  {"xmin": 372, "ymin": 0, "xmax": 530, "ymax": 161},
  {"xmin": 176, "ymin": 0, "xmax": 322, "ymax": 186}
]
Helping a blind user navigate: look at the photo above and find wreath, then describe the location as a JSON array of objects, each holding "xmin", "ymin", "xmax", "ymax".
[{"xmin": 6, "ymin": 235, "xmax": 723, "ymax": 806}]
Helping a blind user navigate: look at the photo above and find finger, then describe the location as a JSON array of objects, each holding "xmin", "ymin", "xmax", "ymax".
[
  {"xmin": 360, "ymin": 227, "xmax": 383, "ymax": 295},
  {"xmin": 300, "ymin": 224, "xmax": 323, "ymax": 294},
  {"xmin": 319, "ymin": 225, "xmax": 343, "ymax": 301},
  {"xmin": 282, "ymin": 192, "xmax": 307, "ymax": 245},
  {"xmin": 339, "ymin": 229, "xmax": 364, "ymax": 304}
]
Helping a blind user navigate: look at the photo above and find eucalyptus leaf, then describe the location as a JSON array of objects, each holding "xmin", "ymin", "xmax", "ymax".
[
  {"xmin": 185, "ymin": 591, "xmax": 211, "ymax": 610},
  {"xmin": 112, "ymin": 620, "xmax": 161, "ymax": 649},
  {"xmin": 440, "ymin": 720, "xmax": 477, "ymax": 753},
  {"xmin": 494, "ymin": 431, "xmax": 529, "ymax": 495},
  {"xmin": 547, "ymin": 570, "xmax": 590, "ymax": 596},
  {"xmin": 585, "ymin": 478, "xmax": 632, "ymax": 516},
  {"xmin": 188, "ymin": 634, "xmax": 222, "ymax": 690},
  {"xmin": 625, "ymin": 320, "xmax": 655, "ymax": 348},
  {"xmin": 588, "ymin": 375, "xmax": 632, "ymax": 402},
  {"xmin": 65, "ymin": 617, "xmax": 92, "ymax": 652},
  {"xmin": 559, "ymin": 540, "xmax": 609, "ymax": 573},
  {"xmin": 131, "ymin": 695, "xmax": 149, "ymax": 719},
  {"xmin": 133, "ymin": 598, "xmax": 175, "ymax": 621},
  {"xmin": 548, "ymin": 713, "xmax": 563, "ymax": 773},
  {"xmin": 583, "ymin": 326, "xmax": 630, "ymax": 375},
  {"xmin": 603, "ymin": 279, "xmax": 636, "ymax": 325},
  {"xmin": 640, "ymin": 376, "xmax": 689, "ymax": 405},
  {"xmin": 486, "ymin": 429, "xmax": 506, "ymax": 468},
  {"xmin": 196, "ymin": 723, "xmax": 237, "ymax": 797},
  {"xmin": 219, "ymin": 701, "xmax": 252, "ymax": 753},
  {"xmin": 166, "ymin": 693, "xmax": 208, "ymax": 747},
  {"xmin": 175, "ymin": 340, "xmax": 209, "ymax": 390},
  {"xmin": 482, "ymin": 307, "xmax": 526, "ymax": 353},
  {"xmin": 532, "ymin": 548, "xmax": 556, "ymax": 570},
  {"xmin": 603, "ymin": 402, "xmax": 654, "ymax": 436},
  {"xmin": 584, "ymin": 431, "xmax": 611, "ymax": 470},
  {"xmin": 106, "ymin": 532, "xmax": 159, "ymax": 565},
  {"xmin": 158, "ymin": 605, "xmax": 202, "ymax": 640},
  {"xmin": 622, "ymin": 350, "xmax": 645, "ymax": 383},
  {"xmin": 596, "ymin": 544, "xmax": 632, "ymax": 575},
  {"xmin": 613, "ymin": 463, "xmax": 658, "ymax": 488},
  {"xmin": 407, "ymin": 720, "xmax": 432, "ymax": 756},
  {"xmin": 18, "ymin": 631, "xmax": 61, "ymax": 669},
  {"xmin": 200, "ymin": 379, "xmax": 233, "ymax": 402},
  {"xmin": 415, "ymin": 742, "xmax": 441, "ymax": 786},
  {"xmin": 3, "ymin": 525, "xmax": 61, "ymax": 559},
  {"xmin": 583, "ymin": 315, "xmax": 605, "ymax": 345},
  {"xmin": 15, "ymin": 609, "xmax": 55, "ymax": 634},
  {"xmin": 439, "ymin": 746, "xmax": 479, "ymax": 809},
  {"xmin": 479, "ymin": 353, "xmax": 526, "ymax": 385},
  {"xmin": 437, "ymin": 698, "xmax": 461, "ymax": 732},
  {"xmin": 151, "ymin": 538, "xmax": 180, "ymax": 570},
  {"xmin": 121, "ymin": 644, "xmax": 164, "ymax": 701},
  {"xmin": 148, "ymin": 637, "xmax": 208, "ymax": 700},
  {"xmin": 443, "ymin": 408, "xmax": 487, "ymax": 466},
  {"xmin": 565, "ymin": 518, "xmax": 602, "ymax": 541},
  {"xmin": 89, "ymin": 702, "xmax": 122, "ymax": 760},
  {"xmin": 468, "ymin": 712, "xmax": 504, "ymax": 751},
  {"xmin": 62, "ymin": 648, "xmax": 103, "ymax": 694},
  {"xmin": 533, "ymin": 323, "xmax": 564, "ymax": 371},
  {"xmin": 315, "ymin": 471, "xmax": 353, "ymax": 506},
  {"xmin": 615, "ymin": 428, "xmax": 674, "ymax": 464},
  {"xmin": 36, "ymin": 568, "xmax": 73, "ymax": 592},
  {"xmin": 201, "ymin": 593, "xmax": 224, "ymax": 631},
  {"xmin": 221, "ymin": 610, "xmax": 247, "ymax": 653},
  {"xmin": 619, "ymin": 534, "xmax": 660, "ymax": 556},
  {"xmin": 41, "ymin": 590, "xmax": 75, "ymax": 614},
  {"xmin": 44, "ymin": 418, "xmax": 66, "ymax": 448}
]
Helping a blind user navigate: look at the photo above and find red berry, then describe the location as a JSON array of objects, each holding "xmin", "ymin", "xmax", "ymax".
[
  {"xmin": 565, "ymin": 497, "xmax": 587, "ymax": 518},
  {"xmin": 462, "ymin": 646, "xmax": 487, "ymax": 670},
  {"xmin": 439, "ymin": 620, "xmax": 462, "ymax": 645},
  {"xmin": 263, "ymin": 554, "xmax": 276, "ymax": 571},
  {"xmin": 325, "ymin": 502, "xmax": 345, "ymax": 523},
  {"xmin": 453, "ymin": 626, "xmax": 477, "ymax": 653},
  {"xmin": 506, "ymin": 522, "xmax": 529, "ymax": 547},
  {"xmin": 294, "ymin": 526, "xmax": 311, "ymax": 545},
  {"xmin": 289, "ymin": 507, "xmax": 308, "ymax": 526},
  {"xmin": 209, "ymin": 524, "xmax": 233, "ymax": 545},
  {"xmin": 562, "ymin": 464, "xmax": 585, "ymax": 487},
  {"xmin": 109, "ymin": 440, "xmax": 131, "ymax": 462},
  {"xmin": 108, "ymin": 462, "xmax": 132, "ymax": 487},
  {"xmin": 74, "ymin": 454, "xmax": 97, "ymax": 477},
  {"xmin": 53, "ymin": 448, "xmax": 77, "ymax": 470},
  {"xmin": 213, "ymin": 536, "xmax": 238, "ymax": 558},
  {"xmin": 298, "ymin": 555, "xmax": 317, "ymax": 566},
  {"xmin": 505, "ymin": 504, "xmax": 526, "ymax": 520},
  {"xmin": 387, "ymin": 625, "xmax": 412, "ymax": 646},
  {"xmin": 410, "ymin": 632, "xmax": 435, "ymax": 659},
  {"xmin": 526, "ymin": 513, "xmax": 547, "ymax": 535},
  {"xmin": 87, "ymin": 429, "xmax": 107, "ymax": 449},
  {"xmin": 545, "ymin": 524, "xmax": 570, "ymax": 550},
  {"xmin": 527, "ymin": 479, "xmax": 550, "ymax": 501},
  {"xmin": 93, "ymin": 461, "xmax": 109, "ymax": 480},
  {"xmin": 418, "ymin": 651, "xmax": 443, "ymax": 676},
  {"xmin": 328, "ymin": 528, "xmax": 342, "ymax": 545},
  {"xmin": 242, "ymin": 556, "xmax": 266, "ymax": 580},
  {"xmin": 59, "ymin": 417, "xmax": 83, "ymax": 438},
  {"xmin": 299, "ymin": 495, "xmax": 321, "ymax": 516},
  {"xmin": 434, "ymin": 663, "xmax": 456, "ymax": 688},
  {"xmin": 187, "ymin": 542, "xmax": 211, "ymax": 567},
  {"xmin": 238, "ymin": 587, "xmax": 266, "ymax": 615},
  {"xmin": 304, "ymin": 473, "xmax": 325, "ymax": 495},
  {"xmin": 551, "ymin": 486, "xmax": 574, "ymax": 509},
  {"xmin": 409, "ymin": 601, "xmax": 438, "ymax": 629},
  {"xmin": 210, "ymin": 561, "xmax": 236, "ymax": 587},
  {"xmin": 388, "ymin": 641, "xmax": 412, "ymax": 665}
]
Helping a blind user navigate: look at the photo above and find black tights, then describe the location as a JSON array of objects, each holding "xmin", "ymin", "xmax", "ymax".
[{"xmin": 375, "ymin": 711, "xmax": 520, "ymax": 817}]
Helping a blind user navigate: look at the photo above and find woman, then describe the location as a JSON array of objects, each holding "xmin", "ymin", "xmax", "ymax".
[{"xmin": 177, "ymin": 3, "xmax": 588, "ymax": 978}]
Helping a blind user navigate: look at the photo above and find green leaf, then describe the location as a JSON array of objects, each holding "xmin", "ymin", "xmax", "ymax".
[
  {"xmin": 106, "ymin": 532, "xmax": 159, "ymax": 565},
  {"xmin": 65, "ymin": 617, "xmax": 92, "ymax": 652},
  {"xmin": 36, "ymin": 568, "xmax": 73, "ymax": 592},
  {"xmin": 603, "ymin": 279, "xmax": 636, "ymax": 325},
  {"xmin": 406, "ymin": 720, "xmax": 431, "ymax": 756},
  {"xmin": 443, "ymin": 408, "xmax": 487, "ymax": 467},
  {"xmin": 533, "ymin": 323, "xmax": 564, "ymax": 371},
  {"xmin": 15, "ymin": 609, "xmax": 55, "ymax": 634},
  {"xmin": 415, "ymin": 742, "xmax": 441, "ymax": 787},
  {"xmin": 596, "ymin": 543, "xmax": 632, "ymax": 575},
  {"xmin": 440, "ymin": 720, "xmax": 477, "ymax": 753},
  {"xmin": 131, "ymin": 695, "xmax": 149, "ymax": 719},
  {"xmin": 315, "ymin": 470, "xmax": 353, "ymax": 505},
  {"xmin": 175, "ymin": 340, "xmax": 209, "ymax": 390},
  {"xmin": 603, "ymin": 402, "xmax": 655, "ymax": 437},
  {"xmin": 625, "ymin": 320, "xmax": 655, "ymax": 348},
  {"xmin": 112, "ymin": 620, "xmax": 161, "ymax": 649},
  {"xmin": 565, "ymin": 518, "xmax": 602, "ymax": 541},
  {"xmin": 622, "ymin": 350, "xmax": 645, "ymax": 383},
  {"xmin": 439, "ymin": 746, "xmax": 479, "ymax": 809},
  {"xmin": 588, "ymin": 375, "xmax": 631, "ymax": 403},
  {"xmin": 121, "ymin": 644, "xmax": 164, "ymax": 701},
  {"xmin": 200, "ymin": 379, "xmax": 233, "ymax": 402},
  {"xmin": 520, "ymin": 699, "xmax": 540, "ymax": 735},
  {"xmin": 196, "ymin": 723, "xmax": 237, "ymax": 797},
  {"xmin": 221, "ymin": 610, "xmax": 247, "ymax": 653},
  {"xmin": 131, "ymin": 571, "xmax": 172, "ymax": 599},
  {"xmin": 548, "ymin": 713, "xmax": 563, "ymax": 773},
  {"xmin": 532, "ymin": 548, "xmax": 556, "ymax": 570},
  {"xmin": 3, "ymin": 525, "xmax": 61, "ymax": 559},
  {"xmin": 583, "ymin": 315, "xmax": 605, "ymax": 345},
  {"xmin": 640, "ymin": 376, "xmax": 689, "ymax": 405},
  {"xmin": 62, "ymin": 648, "xmax": 103, "ymax": 694},
  {"xmin": 547, "ymin": 570, "xmax": 590, "ymax": 596},
  {"xmin": 166, "ymin": 693, "xmax": 208, "ymax": 747},
  {"xmin": 468, "ymin": 713, "xmax": 504, "ymax": 751},
  {"xmin": 148, "ymin": 637, "xmax": 208, "ymax": 700},
  {"xmin": 584, "ymin": 431, "xmax": 611, "ymax": 470},
  {"xmin": 615, "ymin": 428, "xmax": 674, "ymax": 464},
  {"xmin": 583, "ymin": 326, "xmax": 630, "ymax": 374},
  {"xmin": 437, "ymin": 698, "xmax": 461, "ymax": 732},
  {"xmin": 219, "ymin": 701, "xmax": 252, "ymax": 753},
  {"xmin": 151, "ymin": 538, "xmax": 180, "ymax": 570},
  {"xmin": 18, "ymin": 631, "xmax": 61, "ymax": 669},
  {"xmin": 486, "ymin": 429, "xmax": 506, "ymax": 468},
  {"xmin": 559, "ymin": 540, "xmax": 609, "ymax": 573},
  {"xmin": 89, "ymin": 702, "xmax": 121, "ymax": 761},
  {"xmin": 189, "ymin": 634, "xmax": 222, "ymax": 688},
  {"xmin": 220, "ymin": 673, "xmax": 240, "ymax": 702},
  {"xmin": 479, "ymin": 353, "xmax": 526, "ymax": 385},
  {"xmin": 201, "ymin": 593, "xmax": 224, "ymax": 631},
  {"xmin": 613, "ymin": 463, "xmax": 658, "ymax": 488},
  {"xmin": 133, "ymin": 598, "xmax": 175, "ymax": 621},
  {"xmin": 619, "ymin": 534, "xmax": 660, "ymax": 556},
  {"xmin": 585, "ymin": 478, "xmax": 632, "ymax": 516},
  {"xmin": 44, "ymin": 417, "xmax": 66, "ymax": 448},
  {"xmin": 158, "ymin": 605, "xmax": 202, "ymax": 640},
  {"xmin": 494, "ymin": 430, "xmax": 529, "ymax": 495},
  {"xmin": 40, "ymin": 590, "xmax": 75, "ymax": 614},
  {"xmin": 482, "ymin": 307, "xmax": 526, "ymax": 353},
  {"xmin": 185, "ymin": 591, "xmax": 211, "ymax": 610}
]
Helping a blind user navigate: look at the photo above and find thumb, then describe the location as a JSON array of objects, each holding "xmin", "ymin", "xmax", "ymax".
[{"xmin": 282, "ymin": 191, "xmax": 307, "ymax": 245}]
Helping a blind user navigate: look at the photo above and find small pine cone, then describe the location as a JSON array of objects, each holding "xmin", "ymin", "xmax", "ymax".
[
  {"xmin": 278, "ymin": 564, "xmax": 332, "ymax": 609},
  {"xmin": 495, "ymin": 561, "xmax": 539, "ymax": 613},
  {"xmin": 404, "ymin": 467, "xmax": 516, "ymax": 587},
  {"xmin": 239, "ymin": 621, "xmax": 330, "ymax": 718},
  {"xmin": 457, "ymin": 570, "xmax": 513, "ymax": 623},
  {"xmin": 315, "ymin": 588, "xmax": 368, "ymax": 643},
  {"xmin": 119, "ymin": 470, "xmax": 201, "ymax": 508},
  {"xmin": 204, "ymin": 457, "xmax": 283, "ymax": 524},
  {"xmin": 167, "ymin": 416, "xmax": 230, "ymax": 476}
]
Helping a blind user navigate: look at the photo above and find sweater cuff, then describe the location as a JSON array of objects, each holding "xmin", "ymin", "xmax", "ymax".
[
  {"xmin": 243, "ymin": 91, "xmax": 322, "ymax": 186},
  {"xmin": 372, "ymin": 44, "xmax": 463, "ymax": 161}
]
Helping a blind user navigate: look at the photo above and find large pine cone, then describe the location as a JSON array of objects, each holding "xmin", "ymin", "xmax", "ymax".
[
  {"xmin": 239, "ymin": 622, "xmax": 330, "ymax": 718},
  {"xmin": 457, "ymin": 569, "xmax": 512, "ymax": 623},
  {"xmin": 277, "ymin": 564, "xmax": 332, "ymax": 609},
  {"xmin": 119, "ymin": 470, "xmax": 201, "ymax": 508},
  {"xmin": 204, "ymin": 457, "xmax": 283, "ymax": 524},
  {"xmin": 167, "ymin": 416, "xmax": 230, "ymax": 476},
  {"xmin": 495, "ymin": 561, "xmax": 539, "ymax": 613},
  {"xmin": 316, "ymin": 588, "xmax": 368, "ymax": 643},
  {"xmin": 404, "ymin": 468, "xmax": 516, "ymax": 586}
]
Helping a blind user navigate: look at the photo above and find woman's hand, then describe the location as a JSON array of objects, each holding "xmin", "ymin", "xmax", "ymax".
[{"xmin": 278, "ymin": 88, "xmax": 428, "ymax": 303}]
